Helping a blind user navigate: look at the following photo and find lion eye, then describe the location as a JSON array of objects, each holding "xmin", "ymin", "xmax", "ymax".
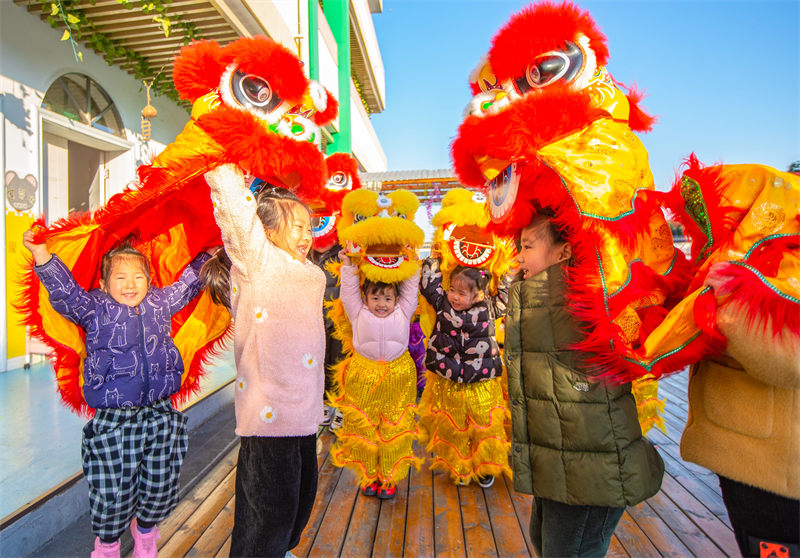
[
  {"xmin": 353, "ymin": 214, "xmax": 367, "ymax": 223},
  {"xmin": 231, "ymin": 70, "xmax": 282, "ymax": 113},
  {"xmin": 513, "ymin": 41, "xmax": 583, "ymax": 94}
]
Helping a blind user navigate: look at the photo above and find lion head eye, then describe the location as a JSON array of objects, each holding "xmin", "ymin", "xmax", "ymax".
[
  {"xmin": 513, "ymin": 41, "xmax": 584, "ymax": 94},
  {"xmin": 327, "ymin": 171, "xmax": 350, "ymax": 191},
  {"xmin": 231, "ymin": 70, "xmax": 283, "ymax": 114},
  {"xmin": 353, "ymin": 213, "xmax": 368, "ymax": 223}
]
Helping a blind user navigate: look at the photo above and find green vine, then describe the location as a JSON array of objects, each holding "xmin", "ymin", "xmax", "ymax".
[
  {"xmin": 40, "ymin": 0, "xmax": 202, "ymax": 105},
  {"xmin": 351, "ymin": 72, "xmax": 371, "ymax": 115}
]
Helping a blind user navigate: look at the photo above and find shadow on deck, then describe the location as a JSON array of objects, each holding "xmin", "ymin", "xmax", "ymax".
[{"xmin": 149, "ymin": 371, "xmax": 739, "ymax": 558}]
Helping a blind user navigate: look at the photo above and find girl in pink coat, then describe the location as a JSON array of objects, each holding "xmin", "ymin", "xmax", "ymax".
[{"xmin": 329, "ymin": 250, "xmax": 421, "ymax": 499}]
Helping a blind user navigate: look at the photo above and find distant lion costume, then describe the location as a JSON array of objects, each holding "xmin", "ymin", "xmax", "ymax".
[{"xmin": 19, "ymin": 36, "xmax": 337, "ymax": 415}]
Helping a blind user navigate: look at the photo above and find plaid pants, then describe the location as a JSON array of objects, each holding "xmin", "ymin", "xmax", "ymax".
[{"xmin": 81, "ymin": 398, "xmax": 188, "ymax": 541}]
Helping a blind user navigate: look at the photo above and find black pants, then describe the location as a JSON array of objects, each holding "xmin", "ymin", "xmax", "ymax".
[
  {"xmin": 530, "ymin": 497, "xmax": 625, "ymax": 558},
  {"xmin": 719, "ymin": 475, "xmax": 800, "ymax": 557},
  {"xmin": 230, "ymin": 435, "xmax": 318, "ymax": 558}
]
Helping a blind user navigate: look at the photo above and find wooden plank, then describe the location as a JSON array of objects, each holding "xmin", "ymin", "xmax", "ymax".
[
  {"xmin": 607, "ymin": 535, "xmax": 628, "ymax": 558},
  {"xmin": 185, "ymin": 495, "xmax": 235, "ymax": 557},
  {"xmin": 307, "ymin": 467, "xmax": 360, "ymax": 556},
  {"xmin": 373, "ymin": 474, "xmax": 411, "ymax": 558},
  {"xmin": 156, "ymin": 446, "xmax": 238, "ymax": 549},
  {"xmin": 294, "ymin": 444, "xmax": 346, "ymax": 557},
  {"xmin": 158, "ymin": 468, "xmax": 236, "ymax": 558},
  {"xmin": 625, "ymin": 500, "xmax": 694, "ymax": 557},
  {"xmin": 341, "ymin": 483, "xmax": 381, "ymax": 558},
  {"xmin": 432, "ymin": 470, "xmax": 466, "ymax": 557},
  {"xmin": 646, "ymin": 488, "xmax": 728, "ymax": 557},
  {"xmin": 482, "ymin": 475, "xmax": 531, "ymax": 557},
  {"xmin": 459, "ymin": 484, "xmax": 497, "ymax": 558},
  {"xmin": 508, "ymin": 482, "xmax": 536, "ymax": 557},
  {"xmin": 405, "ymin": 451, "xmax": 435, "ymax": 558},
  {"xmin": 613, "ymin": 510, "xmax": 660, "ymax": 557},
  {"xmin": 649, "ymin": 430, "xmax": 728, "ymax": 517},
  {"xmin": 214, "ymin": 536, "xmax": 232, "ymax": 558},
  {"xmin": 658, "ymin": 473, "xmax": 739, "ymax": 556}
]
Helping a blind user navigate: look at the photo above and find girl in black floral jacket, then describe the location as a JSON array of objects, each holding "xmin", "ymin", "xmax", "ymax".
[{"xmin": 417, "ymin": 257, "xmax": 511, "ymax": 488}]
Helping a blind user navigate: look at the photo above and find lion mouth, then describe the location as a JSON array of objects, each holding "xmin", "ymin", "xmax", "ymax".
[
  {"xmin": 486, "ymin": 163, "xmax": 520, "ymax": 223},
  {"xmin": 348, "ymin": 243, "xmax": 409, "ymax": 269},
  {"xmin": 444, "ymin": 223, "xmax": 495, "ymax": 266}
]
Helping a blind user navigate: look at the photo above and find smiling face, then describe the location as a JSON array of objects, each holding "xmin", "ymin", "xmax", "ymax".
[
  {"xmin": 100, "ymin": 256, "xmax": 150, "ymax": 307},
  {"xmin": 516, "ymin": 217, "xmax": 572, "ymax": 280},
  {"xmin": 446, "ymin": 275, "xmax": 484, "ymax": 312},
  {"xmin": 287, "ymin": 204, "xmax": 313, "ymax": 259},
  {"xmin": 364, "ymin": 286, "xmax": 398, "ymax": 318}
]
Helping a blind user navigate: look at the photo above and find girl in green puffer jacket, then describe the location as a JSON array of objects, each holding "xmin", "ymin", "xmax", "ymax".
[{"xmin": 505, "ymin": 214, "xmax": 664, "ymax": 558}]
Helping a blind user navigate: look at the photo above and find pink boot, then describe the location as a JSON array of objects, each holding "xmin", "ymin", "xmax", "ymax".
[
  {"xmin": 90, "ymin": 537, "xmax": 120, "ymax": 558},
  {"xmin": 130, "ymin": 518, "xmax": 161, "ymax": 558}
]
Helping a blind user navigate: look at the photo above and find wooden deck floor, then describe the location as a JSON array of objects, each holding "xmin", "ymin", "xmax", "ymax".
[{"xmin": 148, "ymin": 371, "xmax": 740, "ymax": 557}]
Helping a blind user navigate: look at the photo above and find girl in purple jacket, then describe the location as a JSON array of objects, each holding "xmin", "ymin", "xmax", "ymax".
[{"xmin": 23, "ymin": 230, "xmax": 211, "ymax": 558}]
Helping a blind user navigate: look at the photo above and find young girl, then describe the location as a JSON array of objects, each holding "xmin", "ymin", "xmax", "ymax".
[
  {"xmin": 506, "ymin": 214, "xmax": 663, "ymax": 557},
  {"xmin": 201, "ymin": 164, "xmax": 325, "ymax": 558},
  {"xmin": 418, "ymin": 260, "xmax": 511, "ymax": 487},
  {"xmin": 329, "ymin": 249, "xmax": 421, "ymax": 499},
  {"xmin": 22, "ymin": 231, "xmax": 211, "ymax": 558}
]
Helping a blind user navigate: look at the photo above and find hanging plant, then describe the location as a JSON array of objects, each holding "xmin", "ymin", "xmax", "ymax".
[{"xmin": 40, "ymin": 0, "xmax": 202, "ymax": 106}]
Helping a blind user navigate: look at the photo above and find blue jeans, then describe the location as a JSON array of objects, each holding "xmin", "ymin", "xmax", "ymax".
[{"xmin": 530, "ymin": 497, "xmax": 625, "ymax": 557}]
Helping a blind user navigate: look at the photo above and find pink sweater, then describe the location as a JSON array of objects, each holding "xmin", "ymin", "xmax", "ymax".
[
  {"xmin": 340, "ymin": 264, "xmax": 420, "ymax": 362},
  {"xmin": 206, "ymin": 165, "xmax": 326, "ymax": 437}
]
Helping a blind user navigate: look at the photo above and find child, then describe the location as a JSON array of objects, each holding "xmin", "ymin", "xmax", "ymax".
[
  {"xmin": 505, "ymin": 214, "xmax": 664, "ymax": 557},
  {"xmin": 201, "ymin": 164, "xmax": 326, "ymax": 558},
  {"xmin": 417, "ymin": 259, "xmax": 510, "ymax": 487},
  {"xmin": 329, "ymin": 249, "xmax": 421, "ymax": 499},
  {"xmin": 22, "ymin": 231, "xmax": 212, "ymax": 558}
]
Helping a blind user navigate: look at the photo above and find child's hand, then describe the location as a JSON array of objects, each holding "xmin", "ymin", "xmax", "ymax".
[
  {"xmin": 338, "ymin": 248, "xmax": 352, "ymax": 267},
  {"xmin": 22, "ymin": 229, "xmax": 53, "ymax": 266}
]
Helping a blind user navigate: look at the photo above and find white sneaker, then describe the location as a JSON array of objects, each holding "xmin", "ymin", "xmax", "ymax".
[
  {"xmin": 330, "ymin": 409, "xmax": 343, "ymax": 430},
  {"xmin": 321, "ymin": 405, "xmax": 333, "ymax": 426},
  {"xmin": 477, "ymin": 475, "xmax": 495, "ymax": 488}
]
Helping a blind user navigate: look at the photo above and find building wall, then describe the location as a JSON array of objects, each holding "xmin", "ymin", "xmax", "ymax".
[{"xmin": 0, "ymin": 1, "xmax": 188, "ymax": 371}]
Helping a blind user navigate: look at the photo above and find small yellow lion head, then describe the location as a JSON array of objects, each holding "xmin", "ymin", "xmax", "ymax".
[
  {"xmin": 338, "ymin": 189, "xmax": 424, "ymax": 282},
  {"xmin": 431, "ymin": 188, "xmax": 515, "ymax": 294}
]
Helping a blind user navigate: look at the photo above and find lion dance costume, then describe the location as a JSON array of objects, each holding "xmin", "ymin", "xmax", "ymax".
[
  {"xmin": 19, "ymin": 36, "xmax": 337, "ymax": 415},
  {"xmin": 417, "ymin": 188, "xmax": 516, "ymax": 483},
  {"xmin": 450, "ymin": 1, "xmax": 686, "ymax": 433},
  {"xmin": 327, "ymin": 189, "xmax": 425, "ymax": 490}
]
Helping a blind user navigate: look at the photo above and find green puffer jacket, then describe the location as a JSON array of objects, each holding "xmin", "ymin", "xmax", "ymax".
[{"xmin": 505, "ymin": 263, "xmax": 664, "ymax": 507}]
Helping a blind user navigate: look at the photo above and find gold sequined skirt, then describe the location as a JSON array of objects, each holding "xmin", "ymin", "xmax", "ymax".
[
  {"xmin": 418, "ymin": 372, "xmax": 511, "ymax": 484},
  {"xmin": 328, "ymin": 351, "xmax": 421, "ymax": 487}
]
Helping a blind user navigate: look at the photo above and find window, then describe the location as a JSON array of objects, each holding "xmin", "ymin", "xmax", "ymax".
[{"xmin": 41, "ymin": 73, "xmax": 124, "ymax": 137}]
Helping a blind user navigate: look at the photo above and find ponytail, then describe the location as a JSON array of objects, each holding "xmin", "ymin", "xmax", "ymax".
[{"xmin": 201, "ymin": 248, "xmax": 232, "ymax": 309}]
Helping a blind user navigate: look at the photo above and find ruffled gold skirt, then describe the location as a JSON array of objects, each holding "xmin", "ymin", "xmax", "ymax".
[
  {"xmin": 418, "ymin": 372, "xmax": 511, "ymax": 484},
  {"xmin": 328, "ymin": 351, "xmax": 421, "ymax": 487}
]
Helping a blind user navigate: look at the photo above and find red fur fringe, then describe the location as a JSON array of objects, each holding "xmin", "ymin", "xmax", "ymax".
[
  {"xmin": 223, "ymin": 36, "xmax": 309, "ymax": 104},
  {"xmin": 707, "ymin": 261, "xmax": 800, "ymax": 337},
  {"xmin": 452, "ymin": 84, "xmax": 601, "ymax": 188},
  {"xmin": 173, "ymin": 40, "xmax": 228, "ymax": 101},
  {"xmin": 488, "ymin": 1, "xmax": 610, "ymax": 82},
  {"xmin": 312, "ymin": 89, "xmax": 339, "ymax": 127},
  {"xmin": 613, "ymin": 79, "xmax": 656, "ymax": 133},
  {"xmin": 196, "ymin": 107, "xmax": 327, "ymax": 199}
]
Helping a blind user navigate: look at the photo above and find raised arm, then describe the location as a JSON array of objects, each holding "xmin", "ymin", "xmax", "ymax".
[
  {"xmin": 419, "ymin": 257, "xmax": 445, "ymax": 309},
  {"xmin": 339, "ymin": 262, "xmax": 364, "ymax": 323},
  {"xmin": 204, "ymin": 164, "xmax": 273, "ymax": 274},
  {"xmin": 32, "ymin": 255, "xmax": 97, "ymax": 329},
  {"xmin": 162, "ymin": 252, "xmax": 213, "ymax": 315},
  {"xmin": 398, "ymin": 267, "xmax": 421, "ymax": 318}
]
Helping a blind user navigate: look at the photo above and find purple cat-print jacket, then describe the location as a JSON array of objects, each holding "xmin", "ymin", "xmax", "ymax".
[{"xmin": 34, "ymin": 253, "xmax": 210, "ymax": 409}]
